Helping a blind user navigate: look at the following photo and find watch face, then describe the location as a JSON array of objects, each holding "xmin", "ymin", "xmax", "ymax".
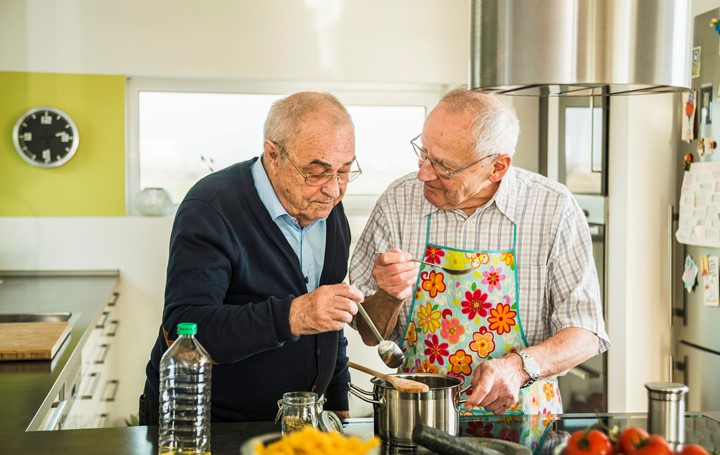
[
  {"xmin": 525, "ymin": 356, "xmax": 540, "ymax": 378},
  {"xmin": 518, "ymin": 349, "xmax": 540, "ymax": 378},
  {"xmin": 12, "ymin": 107, "xmax": 80, "ymax": 168}
]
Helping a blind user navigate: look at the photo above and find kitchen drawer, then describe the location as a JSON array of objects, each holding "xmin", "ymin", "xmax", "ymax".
[
  {"xmin": 65, "ymin": 292, "xmax": 123, "ymax": 428},
  {"xmin": 79, "ymin": 293, "xmax": 120, "ymax": 373}
]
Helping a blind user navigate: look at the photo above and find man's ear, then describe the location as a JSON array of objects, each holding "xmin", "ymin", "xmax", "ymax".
[
  {"xmin": 263, "ymin": 140, "xmax": 281, "ymax": 173},
  {"xmin": 488, "ymin": 155, "xmax": 512, "ymax": 182}
]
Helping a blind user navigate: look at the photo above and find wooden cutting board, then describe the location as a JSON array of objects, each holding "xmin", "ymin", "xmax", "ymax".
[{"xmin": 0, "ymin": 322, "xmax": 71, "ymax": 361}]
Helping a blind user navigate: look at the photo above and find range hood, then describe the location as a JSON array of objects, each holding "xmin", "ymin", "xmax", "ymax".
[{"xmin": 470, "ymin": 0, "xmax": 692, "ymax": 96}]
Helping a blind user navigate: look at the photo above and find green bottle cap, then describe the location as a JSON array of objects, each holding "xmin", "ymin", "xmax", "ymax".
[{"xmin": 177, "ymin": 322, "xmax": 197, "ymax": 335}]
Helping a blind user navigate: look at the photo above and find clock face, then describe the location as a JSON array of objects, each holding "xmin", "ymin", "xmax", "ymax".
[{"xmin": 12, "ymin": 107, "xmax": 80, "ymax": 168}]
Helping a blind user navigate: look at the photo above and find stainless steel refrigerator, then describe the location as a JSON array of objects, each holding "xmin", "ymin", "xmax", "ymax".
[{"xmin": 671, "ymin": 8, "xmax": 720, "ymax": 412}]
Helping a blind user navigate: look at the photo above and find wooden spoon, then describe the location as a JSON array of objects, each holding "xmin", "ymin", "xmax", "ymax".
[{"xmin": 348, "ymin": 361, "xmax": 430, "ymax": 393}]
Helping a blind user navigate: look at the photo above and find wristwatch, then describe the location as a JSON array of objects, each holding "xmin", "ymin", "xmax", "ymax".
[{"xmin": 515, "ymin": 349, "xmax": 540, "ymax": 388}]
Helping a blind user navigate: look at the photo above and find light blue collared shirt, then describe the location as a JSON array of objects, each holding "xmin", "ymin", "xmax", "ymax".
[{"xmin": 252, "ymin": 157, "xmax": 326, "ymax": 291}]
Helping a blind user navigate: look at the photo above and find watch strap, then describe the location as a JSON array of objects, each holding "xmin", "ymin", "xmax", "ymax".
[{"xmin": 516, "ymin": 349, "xmax": 540, "ymax": 389}]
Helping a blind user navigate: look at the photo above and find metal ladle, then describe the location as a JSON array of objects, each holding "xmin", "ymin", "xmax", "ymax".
[
  {"xmin": 410, "ymin": 258, "xmax": 475, "ymax": 276},
  {"xmin": 355, "ymin": 301, "xmax": 404, "ymax": 368},
  {"xmin": 374, "ymin": 251, "xmax": 474, "ymax": 276}
]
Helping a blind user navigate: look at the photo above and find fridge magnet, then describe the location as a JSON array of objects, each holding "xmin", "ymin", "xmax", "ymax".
[
  {"xmin": 702, "ymin": 255, "xmax": 719, "ymax": 307},
  {"xmin": 692, "ymin": 46, "xmax": 701, "ymax": 78},
  {"xmin": 683, "ymin": 255, "xmax": 699, "ymax": 292},
  {"xmin": 703, "ymin": 138, "xmax": 717, "ymax": 158},
  {"xmin": 700, "ymin": 84, "xmax": 713, "ymax": 124},
  {"xmin": 711, "ymin": 17, "xmax": 720, "ymax": 35},
  {"xmin": 682, "ymin": 90, "xmax": 696, "ymax": 143},
  {"xmin": 683, "ymin": 152, "xmax": 693, "ymax": 171}
]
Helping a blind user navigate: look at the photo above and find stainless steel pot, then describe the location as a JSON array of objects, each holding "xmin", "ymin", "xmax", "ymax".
[{"xmin": 349, "ymin": 373, "xmax": 466, "ymax": 447}]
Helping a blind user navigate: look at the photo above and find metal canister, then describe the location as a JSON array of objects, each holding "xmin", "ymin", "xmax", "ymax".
[{"xmin": 645, "ymin": 382, "xmax": 689, "ymax": 445}]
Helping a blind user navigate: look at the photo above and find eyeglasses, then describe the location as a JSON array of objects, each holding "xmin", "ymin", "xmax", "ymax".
[
  {"xmin": 272, "ymin": 141, "xmax": 362, "ymax": 186},
  {"xmin": 410, "ymin": 134, "xmax": 495, "ymax": 180}
]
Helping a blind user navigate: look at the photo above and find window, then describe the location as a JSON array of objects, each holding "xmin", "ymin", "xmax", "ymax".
[{"xmin": 127, "ymin": 79, "xmax": 443, "ymax": 215}]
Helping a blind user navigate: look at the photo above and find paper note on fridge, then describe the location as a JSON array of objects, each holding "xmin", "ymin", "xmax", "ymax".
[
  {"xmin": 676, "ymin": 162, "xmax": 720, "ymax": 247},
  {"xmin": 703, "ymin": 255, "xmax": 720, "ymax": 307}
]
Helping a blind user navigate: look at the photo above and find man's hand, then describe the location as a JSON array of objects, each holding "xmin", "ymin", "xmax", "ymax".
[
  {"xmin": 465, "ymin": 354, "xmax": 526, "ymax": 414},
  {"xmin": 373, "ymin": 248, "xmax": 419, "ymax": 301},
  {"xmin": 289, "ymin": 284, "xmax": 363, "ymax": 336}
]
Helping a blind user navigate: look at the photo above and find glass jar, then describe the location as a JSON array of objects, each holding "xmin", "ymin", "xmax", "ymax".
[
  {"xmin": 275, "ymin": 391, "xmax": 326, "ymax": 435},
  {"xmin": 137, "ymin": 187, "xmax": 172, "ymax": 216}
]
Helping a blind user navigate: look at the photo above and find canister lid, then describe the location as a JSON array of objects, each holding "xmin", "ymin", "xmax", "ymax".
[
  {"xmin": 645, "ymin": 381, "xmax": 689, "ymax": 400},
  {"xmin": 318, "ymin": 411, "xmax": 343, "ymax": 433}
]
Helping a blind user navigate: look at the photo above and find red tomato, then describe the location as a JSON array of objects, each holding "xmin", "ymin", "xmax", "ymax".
[
  {"xmin": 676, "ymin": 444, "xmax": 710, "ymax": 455},
  {"xmin": 634, "ymin": 435, "xmax": 672, "ymax": 455},
  {"xmin": 566, "ymin": 429, "xmax": 613, "ymax": 455},
  {"xmin": 617, "ymin": 427, "xmax": 649, "ymax": 454}
]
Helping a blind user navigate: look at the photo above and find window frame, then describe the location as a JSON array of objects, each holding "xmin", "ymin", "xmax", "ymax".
[{"xmin": 126, "ymin": 78, "xmax": 444, "ymax": 216}]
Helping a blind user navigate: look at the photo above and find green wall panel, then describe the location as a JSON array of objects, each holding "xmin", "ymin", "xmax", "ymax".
[{"xmin": 0, "ymin": 71, "xmax": 125, "ymax": 216}]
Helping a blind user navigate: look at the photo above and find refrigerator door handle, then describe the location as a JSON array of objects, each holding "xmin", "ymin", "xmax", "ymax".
[
  {"xmin": 668, "ymin": 205, "xmax": 686, "ymax": 325},
  {"xmin": 671, "ymin": 354, "xmax": 688, "ymax": 389}
]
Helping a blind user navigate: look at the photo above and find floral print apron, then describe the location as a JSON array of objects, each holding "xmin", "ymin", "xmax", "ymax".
[{"xmin": 399, "ymin": 215, "xmax": 562, "ymax": 449}]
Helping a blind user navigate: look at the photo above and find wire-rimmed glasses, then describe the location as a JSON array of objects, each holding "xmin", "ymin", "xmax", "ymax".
[
  {"xmin": 410, "ymin": 134, "xmax": 495, "ymax": 179},
  {"xmin": 273, "ymin": 141, "xmax": 362, "ymax": 186}
]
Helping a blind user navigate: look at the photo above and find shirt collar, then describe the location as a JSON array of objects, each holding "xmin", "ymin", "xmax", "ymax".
[
  {"xmin": 252, "ymin": 156, "xmax": 311, "ymax": 227},
  {"xmin": 418, "ymin": 166, "xmax": 519, "ymax": 224},
  {"xmin": 491, "ymin": 166, "xmax": 518, "ymax": 224}
]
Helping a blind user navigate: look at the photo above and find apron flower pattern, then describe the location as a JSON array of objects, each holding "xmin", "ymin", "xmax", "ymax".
[{"xmin": 400, "ymin": 216, "xmax": 562, "ymax": 446}]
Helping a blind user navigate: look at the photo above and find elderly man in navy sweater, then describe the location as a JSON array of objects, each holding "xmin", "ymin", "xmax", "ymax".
[{"xmin": 140, "ymin": 92, "xmax": 364, "ymax": 423}]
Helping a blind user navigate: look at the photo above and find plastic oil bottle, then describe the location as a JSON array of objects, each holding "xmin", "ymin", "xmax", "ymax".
[{"xmin": 158, "ymin": 322, "xmax": 212, "ymax": 455}]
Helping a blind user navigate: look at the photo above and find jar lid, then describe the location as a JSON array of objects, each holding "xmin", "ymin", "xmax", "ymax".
[
  {"xmin": 318, "ymin": 411, "xmax": 343, "ymax": 433},
  {"xmin": 644, "ymin": 381, "xmax": 689, "ymax": 397}
]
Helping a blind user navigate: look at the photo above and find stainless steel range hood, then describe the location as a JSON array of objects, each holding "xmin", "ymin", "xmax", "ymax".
[{"xmin": 470, "ymin": 0, "xmax": 692, "ymax": 96}]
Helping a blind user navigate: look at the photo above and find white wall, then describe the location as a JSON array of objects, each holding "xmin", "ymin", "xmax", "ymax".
[
  {"xmin": 0, "ymin": 0, "xmax": 475, "ymax": 420},
  {"xmin": 606, "ymin": 94, "xmax": 678, "ymax": 412},
  {"xmin": 0, "ymin": 0, "xmax": 470, "ymax": 84}
]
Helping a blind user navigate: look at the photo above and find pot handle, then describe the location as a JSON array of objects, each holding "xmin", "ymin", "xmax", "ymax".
[
  {"xmin": 454, "ymin": 384, "xmax": 472, "ymax": 409},
  {"xmin": 348, "ymin": 383, "xmax": 383, "ymax": 406}
]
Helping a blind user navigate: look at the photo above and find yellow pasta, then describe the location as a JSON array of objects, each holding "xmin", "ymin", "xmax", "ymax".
[{"xmin": 254, "ymin": 426, "xmax": 380, "ymax": 455}]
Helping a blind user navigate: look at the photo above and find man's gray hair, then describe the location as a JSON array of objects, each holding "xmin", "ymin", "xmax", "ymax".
[
  {"xmin": 263, "ymin": 92, "xmax": 354, "ymax": 150},
  {"xmin": 438, "ymin": 87, "xmax": 520, "ymax": 158}
]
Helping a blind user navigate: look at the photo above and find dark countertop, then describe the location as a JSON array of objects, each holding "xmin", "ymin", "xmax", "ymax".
[
  {"xmin": 0, "ymin": 413, "xmax": 718, "ymax": 455},
  {"xmin": 1, "ymin": 272, "xmax": 718, "ymax": 454},
  {"xmin": 0, "ymin": 271, "xmax": 119, "ymax": 433}
]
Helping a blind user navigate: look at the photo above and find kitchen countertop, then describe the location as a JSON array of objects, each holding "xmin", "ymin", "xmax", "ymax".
[
  {"xmin": 0, "ymin": 271, "xmax": 119, "ymax": 433},
  {"xmin": 1, "ymin": 272, "xmax": 718, "ymax": 454},
  {"xmin": 0, "ymin": 413, "xmax": 717, "ymax": 455}
]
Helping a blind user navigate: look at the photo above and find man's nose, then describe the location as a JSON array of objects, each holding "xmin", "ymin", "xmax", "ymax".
[
  {"xmin": 320, "ymin": 176, "xmax": 342, "ymax": 197},
  {"xmin": 417, "ymin": 160, "xmax": 438, "ymax": 181}
]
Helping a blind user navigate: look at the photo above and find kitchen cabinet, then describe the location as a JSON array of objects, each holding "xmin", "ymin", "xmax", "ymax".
[
  {"xmin": 0, "ymin": 272, "xmax": 121, "ymax": 433},
  {"xmin": 64, "ymin": 292, "xmax": 122, "ymax": 428}
]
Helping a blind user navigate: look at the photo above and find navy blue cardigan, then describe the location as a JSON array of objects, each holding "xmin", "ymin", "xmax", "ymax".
[{"xmin": 143, "ymin": 158, "xmax": 352, "ymax": 422}]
